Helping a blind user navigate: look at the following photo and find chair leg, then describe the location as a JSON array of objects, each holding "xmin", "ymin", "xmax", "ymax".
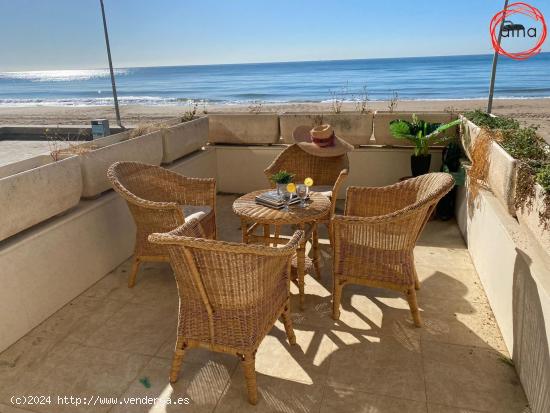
[
  {"xmin": 312, "ymin": 227, "xmax": 321, "ymax": 279},
  {"xmin": 281, "ymin": 304, "xmax": 296, "ymax": 345},
  {"xmin": 406, "ymin": 288, "xmax": 422, "ymax": 327},
  {"xmin": 241, "ymin": 353, "xmax": 258, "ymax": 405},
  {"xmin": 169, "ymin": 342, "xmax": 186, "ymax": 383},
  {"xmin": 413, "ymin": 267, "xmax": 420, "ymax": 290},
  {"xmin": 128, "ymin": 258, "xmax": 141, "ymax": 288},
  {"xmin": 332, "ymin": 278, "xmax": 344, "ymax": 320}
]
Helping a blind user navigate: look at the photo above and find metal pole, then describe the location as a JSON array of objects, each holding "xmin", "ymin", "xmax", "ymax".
[
  {"xmin": 487, "ymin": 0, "xmax": 509, "ymax": 113},
  {"xmin": 100, "ymin": 0, "xmax": 122, "ymax": 127}
]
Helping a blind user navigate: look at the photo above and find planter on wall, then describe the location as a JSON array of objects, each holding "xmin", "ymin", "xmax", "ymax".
[
  {"xmin": 487, "ymin": 142, "xmax": 518, "ymax": 216},
  {"xmin": 208, "ymin": 113, "xmax": 280, "ymax": 145},
  {"xmin": 373, "ymin": 111, "xmax": 458, "ymax": 146},
  {"xmin": 516, "ymin": 184, "xmax": 550, "ymax": 254},
  {"xmin": 162, "ymin": 117, "xmax": 209, "ymax": 164},
  {"xmin": 459, "ymin": 116, "xmax": 518, "ymax": 217},
  {"xmin": 279, "ymin": 112, "xmax": 374, "ymax": 146},
  {"xmin": 78, "ymin": 130, "xmax": 163, "ymax": 198},
  {"xmin": 460, "ymin": 115, "xmax": 482, "ymax": 161},
  {"xmin": 0, "ymin": 155, "xmax": 82, "ymax": 241}
]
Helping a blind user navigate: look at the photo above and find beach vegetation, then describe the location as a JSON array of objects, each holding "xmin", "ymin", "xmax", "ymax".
[
  {"xmin": 387, "ymin": 91, "xmax": 399, "ymax": 112},
  {"xmin": 182, "ymin": 101, "xmax": 198, "ymax": 122},
  {"xmin": 129, "ymin": 122, "xmax": 167, "ymax": 139},
  {"xmin": 354, "ymin": 84, "xmax": 369, "ymax": 113},
  {"xmin": 46, "ymin": 127, "xmax": 94, "ymax": 161},
  {"xmin": 463, "ymin": 110, "xmax": 550, "ymax": 227},
  {"xmin": 248, "ymin": 100, "xmax": 263, "ymax": 114}
]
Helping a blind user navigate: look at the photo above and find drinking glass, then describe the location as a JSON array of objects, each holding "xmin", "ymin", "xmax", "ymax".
[
  {"xmin": 281, "ymin": 189, "xmax": 292, "ymax": 212},
  {"xmin": 296, "ymin": 184, "xmax": 308, "ymax": 208}
]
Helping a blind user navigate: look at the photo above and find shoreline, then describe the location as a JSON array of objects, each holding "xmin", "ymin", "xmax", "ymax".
[{"xmin": 0, "ymin": 98, "xmax": 549, "ymax": 141}]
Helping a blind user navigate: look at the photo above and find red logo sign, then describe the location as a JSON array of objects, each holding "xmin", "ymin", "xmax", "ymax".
[{"xmin": 490, "ymin": 2, "xmax": 547, "ymax": 60}]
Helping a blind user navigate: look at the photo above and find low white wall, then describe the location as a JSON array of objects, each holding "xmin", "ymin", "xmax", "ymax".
[
  {"xmin": 0, "ymin": 148, "xmax": 217, "ymax": 353},
  {"xmin": 0, "ymin": 192, "xmax": 135, "ymax": 352},
  {"xmin": 458, "ymin": 188, "xmax": 550, "ymax": 413},
  {"xmin": 214, "ymin": 145, "xmax": 443, "ymax": 195}
]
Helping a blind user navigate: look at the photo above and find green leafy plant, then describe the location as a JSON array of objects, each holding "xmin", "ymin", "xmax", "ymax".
[
  {"xmin": 389, "ymin": 114, "xmax": 461, "ymax": 156},
  {"xmin": 536, "ymin": 164, "xmax": 550, "ymax": 192},
  {"xmin": 270, "ymin": 170, "xmax": 294, "ymax": 184},
  {"xmin": 463, "ymin": 110, "xmax": 519, "ymax": 130}
]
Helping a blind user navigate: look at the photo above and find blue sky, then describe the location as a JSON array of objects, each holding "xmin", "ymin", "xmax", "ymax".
[{"xmin": 0, "ymin": 0, "xmax": 548, "ymax": 71}]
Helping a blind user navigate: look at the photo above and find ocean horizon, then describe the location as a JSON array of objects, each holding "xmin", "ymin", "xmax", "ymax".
[{"xmin": 0, "ymin": 53, "xmax": 549, "ymax": 107}]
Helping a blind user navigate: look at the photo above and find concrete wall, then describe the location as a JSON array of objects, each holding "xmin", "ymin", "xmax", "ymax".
[
  {"xmin": 214, "ymin": 145, "xmax": 443, "ymax": 196},
  {"xmin": 0, "ymin": 148, "xmax": 217, "ymax": 352},
  {"xmin": 457, "ymin": 188, "xmax": 550, "ymax": 413}
]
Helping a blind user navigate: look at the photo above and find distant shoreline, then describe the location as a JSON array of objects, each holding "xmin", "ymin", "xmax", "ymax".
[{"xmin": 0, "ymin": 98, "xmax": 549, "ymax": 144}]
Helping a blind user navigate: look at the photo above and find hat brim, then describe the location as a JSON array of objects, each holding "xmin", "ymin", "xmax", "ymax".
[{"xmin": 292, "ymin": 125, "xmax": 353, "ymax": 157}]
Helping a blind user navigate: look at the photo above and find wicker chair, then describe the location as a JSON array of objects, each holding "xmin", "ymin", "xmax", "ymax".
[
  {"xmin": 148, "ymin": 219, "xmax": 302, "ymax": 405},
  {"xmin": 331, "ymin": 173, "xmax": 454, "ymax": 327},
  {"xmin": 264, "ymin": 143, "xmax": 349, "ymax": 230},
  {"xmin": 107, "ymin": 161, "xmax": 216, "ymax": 287}
]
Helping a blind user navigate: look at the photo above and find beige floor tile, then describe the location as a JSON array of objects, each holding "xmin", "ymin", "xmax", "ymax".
[
  {"xmin": 27, "ymin": 296, "xmax": 111, "ymax": 342},
  {"xmin": 111, "ymin": 356, "xmax": 233, "ymax": 413},
  {"xmin": 254, "ymin": 321, "xmax": 335, "ymax": 385},
  {"xmin": 28, "ymin": 341, "xmax": 150, "ymax": 413},
  {"xmin": 214, "ymin": 372, "xmax": 325, "ymax": 413},
  {"xmin": 0, "ymin": 335, "xmax": 58, "ymax": 405},
  {"xmin": 423, "ymin": 341, "xmax": 528, "ymax": 412},
  {"xmin": 320, "ymin": 387, "xmax": 428, "ymax": 413},
  {"xmin": 326, "ymin": 334, "xmax": 426, "ymax": 402},
  {"xmin": 84, "ymin": 302, "xmax": 177, "ymax": 356},
  {"xmin": 420, "ymin": 297, "xmax": 508, "ymax": 353},
  {"xmin": 0, "ymin": 402, "xmax": 39, "ymax": 413},
  {"xmin": 427, "ymin": 403, "xmax": 488, "ymax": 413},
  {"xmin": 155, "ymin": 337, "xmax": 240, "ymax": 369}
]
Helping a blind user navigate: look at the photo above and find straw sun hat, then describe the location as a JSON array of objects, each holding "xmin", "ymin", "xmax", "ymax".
[{"xmin": 293, "ymin": 124, "xmax": 353, "ymax": 157}]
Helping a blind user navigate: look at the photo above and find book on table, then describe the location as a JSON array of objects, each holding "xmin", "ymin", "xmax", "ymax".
[{"xmin": 254, "ymin": 190, "xmax": 306, "ymax": 209}]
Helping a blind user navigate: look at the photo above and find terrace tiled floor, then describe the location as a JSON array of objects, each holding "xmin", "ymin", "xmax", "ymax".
[{"xmin": 0, "ymin": 195, "xmax": 529, "ymax": 413}]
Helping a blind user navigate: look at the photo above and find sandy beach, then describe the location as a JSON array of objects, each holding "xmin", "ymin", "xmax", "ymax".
[{"xmin": 1, "ymin": 98, "xmax": 549, "ymax": 139}]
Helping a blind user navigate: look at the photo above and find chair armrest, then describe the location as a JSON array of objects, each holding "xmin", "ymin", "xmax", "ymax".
[
  {"xmin": 330, "ymin": 168, "xmax": 348, "ymax": 217},
  {"xmin": 149, "ymin": 217, "xmax": 206, "ymax": 244}
]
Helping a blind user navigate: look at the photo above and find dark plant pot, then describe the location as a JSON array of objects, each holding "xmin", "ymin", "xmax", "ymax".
[{"xmin": 411, "ymin": 154, "xmax": 432, "ymax": 177}]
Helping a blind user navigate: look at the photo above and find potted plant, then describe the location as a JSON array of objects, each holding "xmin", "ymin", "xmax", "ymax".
[
  {"xmin": 389, "ymin": 114, "xmax": 461, "ymax": 176},
  {"xmin": 270, "ymin": 170, "xmax": 295, "ymax": 195}
]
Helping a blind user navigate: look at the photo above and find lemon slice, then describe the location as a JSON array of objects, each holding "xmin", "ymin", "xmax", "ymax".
[
  {"xmin": 286, "ymin": 183, "xmax": 296, "ymax": 193},
  {"xmin": 304, "ymin": 177, "xmax": 314, "ymax": 187}
]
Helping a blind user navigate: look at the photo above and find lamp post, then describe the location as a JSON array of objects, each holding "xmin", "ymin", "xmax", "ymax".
[
  {"xmin": 99, "ymin": 0, "xmax": 122, "ymax": 127},
  {"xmin": 487, "ymin": 0, "xmax": 510, "ymax": 113}
]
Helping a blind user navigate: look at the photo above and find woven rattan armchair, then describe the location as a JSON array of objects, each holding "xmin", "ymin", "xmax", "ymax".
[
  {"xmin": 149, "ymin": 219, "xmax": 303, "ymax": 405},
  {"xmin": 264, "ymin": 143, "xmax": 349, "ymax": 229},
  {"xmin": 331, "ymin": 173, "xmax": 454, "ymax": 327},
  {"xmin": 107, "ymin": 161, "xmax": 216, "ymax": 287}
]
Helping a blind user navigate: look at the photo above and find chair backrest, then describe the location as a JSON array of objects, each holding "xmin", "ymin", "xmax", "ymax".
[
  {"xmin": 339, "ymin": 173, "xmax": 454, "ymax": 252},
  {"xmin": 149, "ymin": 222, "xmax": 302, "ymax": 349},
  {"xmin": 108, "ymin": 161, "xmax": 183, "ymax": 204},
  {"xmin": 264, "ymin": 144, "xmax": 348, "ymax": 187}
]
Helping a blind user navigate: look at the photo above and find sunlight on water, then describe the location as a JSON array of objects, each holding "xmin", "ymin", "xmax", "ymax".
[{"xmin": 0, "ymin": 68, "xmax": 128, "ymax": 82}]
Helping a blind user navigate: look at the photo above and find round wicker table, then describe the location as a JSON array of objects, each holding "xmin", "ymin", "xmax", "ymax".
[{"xmin": 233, "ymin": 190, "xmax": 331, "ymax": 310}]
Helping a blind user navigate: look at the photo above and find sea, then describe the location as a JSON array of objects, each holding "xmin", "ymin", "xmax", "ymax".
[{"xmin": 0, "ymin": 53, "xmax": 548, "ymax": 107}]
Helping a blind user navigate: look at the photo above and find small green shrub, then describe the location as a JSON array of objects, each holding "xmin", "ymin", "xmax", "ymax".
[
  {"xmin": 463, "ymin": 110, "xmax": 519, "ymax": 130},
  {"xmin": 500, "ymin": 127, "xmax": 548, "ymax": 161},
  {"xmin": 270, "ymin": 170, "xmax": 294, "ymax": 184},
  {"xmin": 536, "ymin": 164, "xmax": 550, "ymax": 192}
]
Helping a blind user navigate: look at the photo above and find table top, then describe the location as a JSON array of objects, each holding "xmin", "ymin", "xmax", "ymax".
[{"xmin": 233, "ymin": 189, "xmax": 331, "ymax": 225}]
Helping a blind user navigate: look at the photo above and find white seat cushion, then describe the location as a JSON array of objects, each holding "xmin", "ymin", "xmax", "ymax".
[
  {"xmin": 310, "ymin": 185, "xmax": 333, "ymax": 198},
  {"xmin": 181, "ymin": 205, "xmax": 212, "ymax": 222}
]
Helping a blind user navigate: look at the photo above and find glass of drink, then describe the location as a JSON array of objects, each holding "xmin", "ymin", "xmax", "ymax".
[
  {"xmin": 281, "ymin": 189, "xmax": 292, "ymax": 212},
  {"xmin": 296, "ymin": 184, "xmax": 308, "ymax": 208}
]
